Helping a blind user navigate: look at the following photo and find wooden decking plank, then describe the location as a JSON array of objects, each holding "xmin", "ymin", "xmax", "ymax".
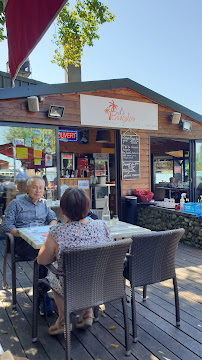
[
  {"xmin": 110, "ymin": 300, "xmax": 202, "ymax": 360},
  {"xmin": 132, "ymin": 285, "xmax": 202, "ymax": 332},
  {"xmin": 96, "ymin": 304, "xmax": 172, "ymax": 360},
  {"xmin": 152, "ymin": 282, "xmax": 202, "ymax": 312},
  {"xmin": 132, "ymin": 288, "xmax": 202, "ymax": 344},
  {"xmin": 87, "ymin": 320, "xmax": 137, "ymax": 360},
  {"xmin": 71, "ymin": 325, "xmax": 117, "ymax": 360}
]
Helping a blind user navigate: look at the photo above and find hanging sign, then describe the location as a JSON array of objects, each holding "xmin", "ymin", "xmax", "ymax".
[
  {"xmin": 80, "ymin": 94, "xmax": 158, "ymax": 130},
  {"xmin": 121, "ymin": 135, "xmax": 140, "ymax": 180},
  {"xmin": 78, "ymin": 180, "xmax": 89, "ymax": 190}
]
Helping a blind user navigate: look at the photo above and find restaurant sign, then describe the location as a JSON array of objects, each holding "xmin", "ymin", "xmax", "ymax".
[
  {"xmin": 80, "ymin": 95, "xmax": 158, "ymax": 130},
  {"xmin": 58, "ymin": 130, "xmax": 78, "ymax": 142}
]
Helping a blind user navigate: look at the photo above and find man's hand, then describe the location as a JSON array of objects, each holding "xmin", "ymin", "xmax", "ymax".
[{"xmin": 10, "ymin": 228, "xmax": 20, "ymax": 237}]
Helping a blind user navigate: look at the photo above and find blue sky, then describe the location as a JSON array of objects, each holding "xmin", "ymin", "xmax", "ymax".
[{"xmin": 1, "ymin": 0, "xmax": 202, "ymax": 114}]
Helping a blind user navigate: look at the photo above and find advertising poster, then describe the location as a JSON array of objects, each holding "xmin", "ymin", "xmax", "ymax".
[
  {"xmin": 25, "ymin": 138, "xmax": 31, "ymax": 147},
  {"xmin": 34, "ymin": 158, "xmax": 41, "ymax": 165},
  {"xmin": 45, "ymin": 154, "xmax": 52, "ymax": 167},
  {"xmin": 16, "ymin": 147, "xmax": 28, "ymax": 159},
  {"xmin": 34, "ymin": 146, "xmax": 42, "ymax": 158},
  {"xmin": 45, "ymin": 134, "xmax": 51, "ymax": 147}
]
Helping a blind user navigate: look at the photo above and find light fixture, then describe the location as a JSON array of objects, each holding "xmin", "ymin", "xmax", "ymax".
[
  {"xmin": 48, "ymin": 105, "xmax": 64, "ymax": 118},
  {"xmin": 171, "ymin": 112, "xmax": 181, "ymax": 124},
  {"xmin": 96, "ymin": 130, "xmax": 111, "ymax": 143},
  {"xmin": 179, "ymin": 119, "xmax": 192, "ymax": 131}
]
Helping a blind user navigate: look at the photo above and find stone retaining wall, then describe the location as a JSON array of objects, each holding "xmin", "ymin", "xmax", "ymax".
[{"xmin": 136, "ymin": 205, "xmax": 202, "ymax": 249}]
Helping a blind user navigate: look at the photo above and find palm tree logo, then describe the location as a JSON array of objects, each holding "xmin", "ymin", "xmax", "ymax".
[{"xmin": 104, "ymin": 100, "xmax": 118, "ymax": 120}]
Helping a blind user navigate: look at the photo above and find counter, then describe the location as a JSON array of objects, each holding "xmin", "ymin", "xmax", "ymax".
[{"xmin": 60, "ymin": 177, "xmax": 90, "ymax": 198}]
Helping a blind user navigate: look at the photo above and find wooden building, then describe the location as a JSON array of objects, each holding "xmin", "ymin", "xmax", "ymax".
[{"xmin": 0, "ymin": 78, "xmax": 202, "ymax": 217}]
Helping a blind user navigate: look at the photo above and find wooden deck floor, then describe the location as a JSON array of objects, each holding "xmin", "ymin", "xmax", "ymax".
[{"xmin": 0, "ymin": 240, "xmax": 201, "ymax": 360}]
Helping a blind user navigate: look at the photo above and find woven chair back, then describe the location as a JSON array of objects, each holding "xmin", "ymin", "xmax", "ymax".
[
  {"xmin": 62, "ymin": 239, "xmax": 132, "ymax": 313},
  {"xmin": 130, "ymin": 228, "xmax": 185, "ymax": 287}
]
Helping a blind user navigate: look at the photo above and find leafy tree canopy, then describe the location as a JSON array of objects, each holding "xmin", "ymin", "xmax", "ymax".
[
  {"xmin": 0, "ymin": 0, "xmax": 115, "ymax": 68},
  {"xmin": 0, "ymin": 0, "xmax": 6, "ymax": 41},
  {"xmin": 52, "ymin": 0, "xmax": 115, "ymax": 69}
]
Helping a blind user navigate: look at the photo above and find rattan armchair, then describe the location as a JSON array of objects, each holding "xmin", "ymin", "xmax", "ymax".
[
  {"xmin": 2, "ymin": 232, "xmax": 29, "ymax": 308},
  {"xmin": 124, "ymin": 228, "xmax": 185, "ymax": 343},
  {"xmin": 32, "ymin": 239, "xmax": 132, "ymax": 359}
]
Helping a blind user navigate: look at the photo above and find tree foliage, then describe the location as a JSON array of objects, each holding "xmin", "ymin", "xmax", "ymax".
[
  {"xmin": 52, "ymin": 0, "xmax": 115, "ymax": 69},
  {"xmin": 0, "ymin": 0, "xmax": 6, "ymax": 41}
]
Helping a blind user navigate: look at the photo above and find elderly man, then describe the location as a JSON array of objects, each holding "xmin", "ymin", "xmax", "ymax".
[
  {"xmin": 2, "ymin": 176, "xmax": 57, "ymax": 260},
  {"xmin": 2, "ymin": 176, "xmax": 57, "ymax": 315}
]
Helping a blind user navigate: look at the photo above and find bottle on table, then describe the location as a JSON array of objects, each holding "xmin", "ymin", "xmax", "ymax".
[
  {"xmin": 47, "ymin": 188, "xmax": 52, "ymax": 206},
  {"xmin": 102, "ymin": 195, "xmax": 110, "ymax": 224}
]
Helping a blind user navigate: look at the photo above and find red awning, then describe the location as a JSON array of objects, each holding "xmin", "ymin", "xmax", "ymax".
[
  {"xmin": 0, "ymin": 142, "xmax": 55, "ymax": 169},
  {"xmin": 4, "ymin": 0, "xmax": 66, "ymax": 83}
]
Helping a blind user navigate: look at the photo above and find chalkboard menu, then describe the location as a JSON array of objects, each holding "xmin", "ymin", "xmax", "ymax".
[{"xmin": 121, "ymin": 135, "xmax": 140, "ymax": 180}]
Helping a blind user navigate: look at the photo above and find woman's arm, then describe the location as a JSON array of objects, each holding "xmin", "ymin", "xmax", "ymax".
[{"xmin": 37, "ymin": 233, "xmax": 59, "ymax": 265}]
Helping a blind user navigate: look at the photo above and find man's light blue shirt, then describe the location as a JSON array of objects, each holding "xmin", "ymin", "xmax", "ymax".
[{"xmin": 2, "ymin": 194, "xmax": 57, "ymax": 233}]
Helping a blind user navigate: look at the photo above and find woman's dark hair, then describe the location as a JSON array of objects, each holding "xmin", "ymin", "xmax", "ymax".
[{"xmin": 60, "ymin": 187, "xmax": 90, "ymax": 221}]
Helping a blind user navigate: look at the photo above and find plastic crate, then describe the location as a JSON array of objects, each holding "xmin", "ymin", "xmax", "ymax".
[{"xmin": 184, "ymin": 203, "xmax": 202, "ymax": 215}]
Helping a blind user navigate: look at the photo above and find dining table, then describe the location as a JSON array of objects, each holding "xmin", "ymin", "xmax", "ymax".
[{"xmin": 17, "ymin": 221, "xmax": 151, "ymax": 250}]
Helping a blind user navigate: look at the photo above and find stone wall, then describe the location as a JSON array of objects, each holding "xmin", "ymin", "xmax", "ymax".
[{"xmin": 136, "ymin": 205, "xmax": 202, "ymax": 249}]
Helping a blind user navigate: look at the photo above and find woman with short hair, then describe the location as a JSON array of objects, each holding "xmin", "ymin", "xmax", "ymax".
[{"xmin": 37, "ymin": 187, "xmax": 113, "ymax": 335}]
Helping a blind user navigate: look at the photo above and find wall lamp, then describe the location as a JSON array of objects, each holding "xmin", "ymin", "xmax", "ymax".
[
  {"xmin": 48, "ymin": 105, "xmax": 65, "ymax": 118},
  {"xmin": 179, "ymin": 119, "xmax": 192, "ymax": 131},
  {"xmin": 171, "ymin": 112, "xmax": 181, "ymax": 124}
]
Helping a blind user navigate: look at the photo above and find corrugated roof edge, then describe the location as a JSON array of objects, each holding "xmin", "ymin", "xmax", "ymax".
[{"xmin": 0, "ymin": 77, "xmax": 201, "ymax": 124}]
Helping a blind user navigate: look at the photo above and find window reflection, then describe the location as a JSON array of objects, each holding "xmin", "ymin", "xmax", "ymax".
[{"xmin": 0, "ymin": 126, "xmax": 57, "ymax": 217}]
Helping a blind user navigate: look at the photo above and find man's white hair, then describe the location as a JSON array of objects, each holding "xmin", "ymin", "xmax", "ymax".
[{"xmin": 26, "ymin": 176, "xmax": 45, "ymax": 187}]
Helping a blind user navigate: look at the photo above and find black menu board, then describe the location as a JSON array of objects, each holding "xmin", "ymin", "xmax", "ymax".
[{"xmin": 121, "ymin": 135, "xmax": 140, "ymax": 180}]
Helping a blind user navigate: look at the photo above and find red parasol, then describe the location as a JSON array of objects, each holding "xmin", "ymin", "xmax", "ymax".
[{"xmin": 3, "ymin": 0, "xmax": 66, "ymax": 83}]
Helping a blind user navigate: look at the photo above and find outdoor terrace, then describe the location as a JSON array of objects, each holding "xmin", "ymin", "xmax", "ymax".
[{"xmin": 0, "ymin": 240, "xmax": 201, "ymax": 360}]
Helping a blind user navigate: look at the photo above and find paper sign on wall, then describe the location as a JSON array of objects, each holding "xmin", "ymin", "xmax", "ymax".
[
  {"xmin": 25, "ymin": 138, "xmax": 31, "ymax": 147},
  {"xmin": 78, "ymin": 180, "xmax": 89, "ymax": 190},
  {"xmin": 34, "ymin": 158, "xmax": 41, "ymax": 165},
  {"xmin": 34, "ymin": 146, "xmax": 42, "ymax": 158},
  {"xmin": 45, "ymin": 154, "xmax": 52, "ymax": 167},
  {"xmin": 16, "ymin": 147, "xmax": 28, "ymax": 159}
]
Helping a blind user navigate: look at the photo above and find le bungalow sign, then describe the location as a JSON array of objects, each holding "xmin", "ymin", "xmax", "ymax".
[{"xmin": 80, "ymin": 94, "xmax": 158, "ymax": 130}]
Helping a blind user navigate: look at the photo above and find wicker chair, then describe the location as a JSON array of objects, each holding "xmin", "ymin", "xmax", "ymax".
[
  {"xmin": 32, "ymin": 239, "xmax": 132, "ymax": 359},
  {"xmin": 2, "ymin": 232, "xmax": 30, "ymax": 308},
  {"xmin": 124, "ymin": 228, "xmax": 185, "ymax": 343}
]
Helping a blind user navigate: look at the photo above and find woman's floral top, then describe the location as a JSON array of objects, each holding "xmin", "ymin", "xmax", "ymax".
[{"xmin": 47, "ymin": 219, "xmax": 113, "ymax": 296}]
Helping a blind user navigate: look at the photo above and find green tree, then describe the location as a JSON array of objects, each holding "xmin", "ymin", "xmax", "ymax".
[
  {"xmin": 0, "ymin": 0, "xmax": 115, "ymax": 67},
  {"xmin": 52, "ymin": 0, "xmax": 115, "ymax": 69},
  {"xmin": 0, "ymin": 0, "xmax": 6, "ymax": 41}
]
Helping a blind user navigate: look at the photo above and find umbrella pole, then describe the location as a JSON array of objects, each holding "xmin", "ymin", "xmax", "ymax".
[{"xmin": 13, "ymin": 142, "xmax": 16, "ymax": 182}]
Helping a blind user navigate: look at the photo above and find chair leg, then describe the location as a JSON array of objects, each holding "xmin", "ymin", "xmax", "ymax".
[
  {"xmin": 10, "ymin": 239, "xmax": 16, "ymax": 308},
  {"xmin": 143, "ymin": 285, "xmax": 147, "ymax": 301},
  {"xmin": 64, "ymin": 311, "xmax": 71, "ymax": 360},
  {"xmin": 2, "ymin": 239, "xmax": 8, "ymax": 289},
  {"xmin": 173, "ymin": 276, "xmax": 180, "ymax": 326},
  {"xmin": 130, "ymin": 286, "xmax": 138, "ymax": 343},
  {"xmin": 122, "ymin": 296, "xmax": 131, "ymax": 356},
  {"xmin": 32, "ymin": 259, "xmax": 39, "ymax": 342},
  {"xmin": 93, "ymin": 305, "xmax": 99, "ymax": 322}
]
